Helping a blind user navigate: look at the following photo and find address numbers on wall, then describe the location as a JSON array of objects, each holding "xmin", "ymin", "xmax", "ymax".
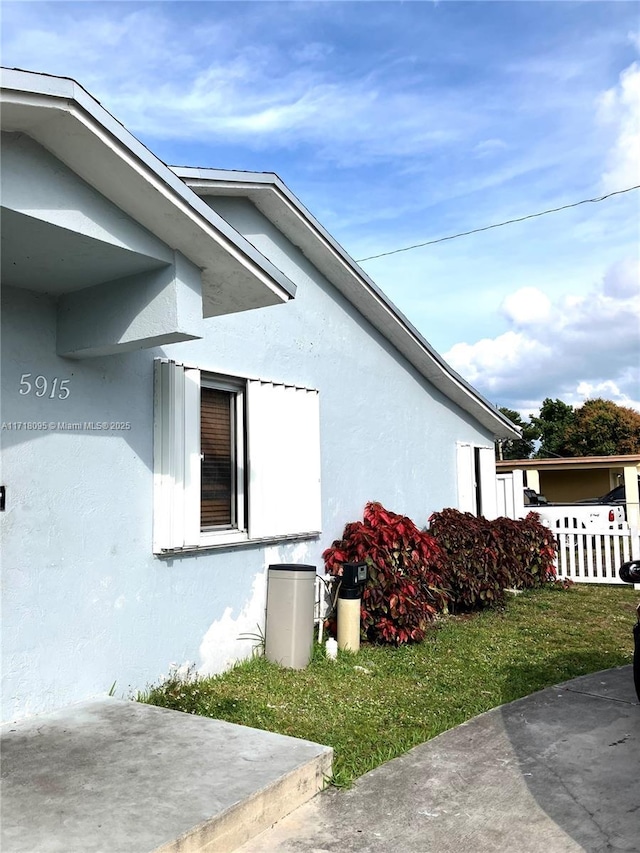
[{"xmin": 19, "ymin": 374, "xmax": 71, "ymax": 399}]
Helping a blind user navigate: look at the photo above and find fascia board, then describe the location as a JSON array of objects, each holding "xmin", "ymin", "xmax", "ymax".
[
  {"xmin": 0, "ymin": 69, "xmax": 296, "ymax": 315},
  {"xmin": 497, "ymin": 455, "xmax": 640, "ymax": 471},
  {"xmin": 175, "ymin": 167, "xmax": 520, "ymax": 440}
]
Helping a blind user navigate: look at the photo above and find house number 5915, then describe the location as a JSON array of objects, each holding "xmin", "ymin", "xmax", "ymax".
[{"xmin": 19, "ymin": 374, "xmax": 71, "ymax": 399}]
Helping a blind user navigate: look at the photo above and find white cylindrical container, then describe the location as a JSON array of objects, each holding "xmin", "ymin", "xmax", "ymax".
[
  {"xmin": 265, "ymin": 564, "xmax": 316, "ymax": 669},
  {"xmin": 337, "ymin": 596, "xmax": 361, "ymax": 652}
]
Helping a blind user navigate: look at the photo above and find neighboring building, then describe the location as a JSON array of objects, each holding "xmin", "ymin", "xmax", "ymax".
[
  {"xmin": 496, "ymin": 455, "xmax": 640, "ymax": 526},
  {"xmin": 0, "ymin": 69, "xmax": 518, "ymax": 723}
]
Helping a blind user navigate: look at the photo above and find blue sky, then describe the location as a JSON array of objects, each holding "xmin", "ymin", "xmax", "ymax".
[{"xmin": 2, "ymin": 1, "xmax": 639, "ymax": 416}]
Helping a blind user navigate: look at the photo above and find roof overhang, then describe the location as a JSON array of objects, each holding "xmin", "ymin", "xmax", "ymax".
[
  {"xmin": 174, "ymin": 167, "xmax": 520, "ymax": 440},
  {"xmin": 0, "ymin": 69, "xmax": 296, "ymax": 317}
]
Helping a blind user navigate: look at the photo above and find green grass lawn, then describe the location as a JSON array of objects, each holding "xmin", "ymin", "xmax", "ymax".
[{"xmin": 139, "ymin": 584, "xmax": 637, "ymax": 787}]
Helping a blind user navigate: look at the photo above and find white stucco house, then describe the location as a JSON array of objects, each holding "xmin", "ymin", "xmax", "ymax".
[{"xmin": 0, "ymin": 68, "xmax": 518, "ymax": 723}]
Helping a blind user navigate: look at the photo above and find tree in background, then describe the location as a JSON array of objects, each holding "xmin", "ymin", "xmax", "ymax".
[
  {"xmin": 531, "ymin": 398, "xmax": 575, "ymax": 458},
  {"xmin": 566, "ymin": 398, "xmax": 640, "ymax": 456},
  {"xmin": 496, "ymin": 407, "xmax": 539, "ymax": 459},
  {"xmin": 530, "ymin": 397, "xmax": 640, "ymax": 458}
]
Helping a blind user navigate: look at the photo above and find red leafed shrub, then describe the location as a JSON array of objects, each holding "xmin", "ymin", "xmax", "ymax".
[
  {"xmin": 427, "ymin": 508, "xmax": 557, "ymax": 612},
  {"xmin": 426, "ymin": 509, "xmax": 508, "ymax": 611},
  {"xmin": 323, "ymin": 501, "xmax": 449, "ymax": 645},
  {"xmin": 490, "ymin": 514, "xmax": 558, "ymax": 588}
]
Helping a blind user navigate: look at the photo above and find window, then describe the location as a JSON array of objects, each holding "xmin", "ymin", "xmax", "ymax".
[
  {"xmin": 200, "ymin": 380, "xmax": 245, "ymax": 531},
  {"xmin": 153, "ymin": 359, "xmax": 321, "ymax": 553},
  {"xmin": 456, "ymin": 442, "xmax": 497, "ymax": 518}
]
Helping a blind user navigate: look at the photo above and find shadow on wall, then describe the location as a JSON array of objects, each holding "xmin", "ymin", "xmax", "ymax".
[
  {"xmin": 0, "ymin": 288, "xmax": 189, "ymax": 473},
  {"xmin": 196, "ymin": 539, "xmax": 317, "ymax": 677}
]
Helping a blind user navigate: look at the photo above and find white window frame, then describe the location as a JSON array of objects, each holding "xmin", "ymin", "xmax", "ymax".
[
  {"xmin": 199, "ymin": 375, "xmax": 247, "ymax": 548},
  {"xmin": 153, "ymin": 359, "xmax": 321, "ymax": 554}
]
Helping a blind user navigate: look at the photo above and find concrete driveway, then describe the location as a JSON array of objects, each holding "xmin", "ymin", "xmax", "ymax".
[{"xmin": 239, "ymin": 666, "xmax": 639, "ymax": 853}]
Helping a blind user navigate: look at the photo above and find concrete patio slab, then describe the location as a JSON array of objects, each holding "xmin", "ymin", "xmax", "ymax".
[
  {"xmin": 238, "ymin": 666, "xmax": 639, "ymax": 853},
  {"xmin": 0, "ymin": 698, "xmax": 332, "ymax": 853}
]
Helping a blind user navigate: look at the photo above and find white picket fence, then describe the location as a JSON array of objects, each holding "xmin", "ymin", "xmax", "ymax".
[
  {"xmin": 549, "ymin": 522, "xmax": 640, "ymax": 584},
  {"xmin": 496, "ymin": 473, "xmax": 639, "ymax": 584}
]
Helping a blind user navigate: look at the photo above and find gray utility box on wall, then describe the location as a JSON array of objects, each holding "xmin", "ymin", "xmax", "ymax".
[{"xmin": 265, "ymin": 564, "xmax": 316, "ymax": 669}]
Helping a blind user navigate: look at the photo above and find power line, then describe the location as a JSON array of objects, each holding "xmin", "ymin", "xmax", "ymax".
[{"xmin": 356, "ymin": 184, "xmax": 640, "ymax": 263}]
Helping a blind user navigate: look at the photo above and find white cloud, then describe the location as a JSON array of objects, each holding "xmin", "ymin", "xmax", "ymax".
[
  {"xmin": 0, "ymin": 5, "xmax": 474, "ymax": 164},
  {"xmin": 473, "ymin": 138, "xmax": 509, "ymax": 158},
  {"xmin": 501, "ymin": 287, "xmax": 551, "ymax": 326},
  {"xmin": 292, "ymin": 42, "xmax": 334, "ymax": 63},
  {"xmin": 2, "ymin": 0, "xmax": 607, "ymax": 187},
  {"xmin": 106, "ymin": 64, "xmax": 472, "ymax": 168},
  {"xmin": 574, "ymin": 379, "xmax": 640, "ymax": 412},
  {"xmin": 602, "ymin": 257, "xmax": 640, "ymax": 298},
  {"xmin": 598, "ymin": 61, "xmax": 640, "ymax": 191},
  {"xmin": 446, "ymin": 331, "xmax": 546, "ymax": 387},
  {"xmin": 444, "ymin": 257, "xmax": 640, "ymax": 413}
]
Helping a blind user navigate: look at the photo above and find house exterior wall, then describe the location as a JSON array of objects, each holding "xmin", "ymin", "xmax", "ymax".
[{"xmin": 0, "ymin": 157, "xmax": 493, "ymax": 723}]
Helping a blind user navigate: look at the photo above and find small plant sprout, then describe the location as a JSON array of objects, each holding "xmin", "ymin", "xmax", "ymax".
[{"xmin": 237, "ymin": 623, "xmax": 266, "ymax": 656}]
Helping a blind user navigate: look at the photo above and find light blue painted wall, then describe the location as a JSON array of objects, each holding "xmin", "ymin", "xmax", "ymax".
[{"xmin": 0, "ymin": 159, "xmax": 493, "ymax": 723}]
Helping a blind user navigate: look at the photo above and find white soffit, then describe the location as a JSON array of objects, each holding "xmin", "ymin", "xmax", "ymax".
[
  {"xmin": 0, "ymin": 69, "xmax": 296, "ymax": 317},
  {"xmin": 175, "ymin": 167, "xmax": 519, "ymax": 440}
]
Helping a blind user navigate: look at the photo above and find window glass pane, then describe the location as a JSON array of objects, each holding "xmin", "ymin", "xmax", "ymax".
[{"xmin": 201, "ymin": 387, "xmax": 234, "ymax": 528}]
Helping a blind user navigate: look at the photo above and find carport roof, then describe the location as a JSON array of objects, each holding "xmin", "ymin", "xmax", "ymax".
[{"xmin": 497, "ymin": 454, "xmax": 640, "ymax": 471}]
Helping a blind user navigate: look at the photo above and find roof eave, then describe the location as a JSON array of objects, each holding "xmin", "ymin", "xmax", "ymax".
[
  {"xmin": 0, "ymin": 69, "xmax": 296, "ymax": 316},
  {"xmin": 174, "ymin": 166, "xmax": 519, "ymax": 440}
]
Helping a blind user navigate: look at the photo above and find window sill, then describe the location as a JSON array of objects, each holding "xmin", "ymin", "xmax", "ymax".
[{"xmin": 155, "ymin": 530, "xmax": 321, "ymax": 557}]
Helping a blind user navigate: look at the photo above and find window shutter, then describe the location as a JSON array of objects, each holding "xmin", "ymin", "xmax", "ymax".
[
  {"xmin": 246, "ymin": 381, "xmax": 321, "ymax": 539},
  {"xmin": 512, "ymin": 469, "xmax": 525, "ymax": 518},
  {"xmin": 477, "ymin": 446, "xmax": 498, "ymax": 519},
  {"xmin": 456, "ymin": 442, "xmax": 475, "ymax": 513},
  {"xmin": 153, "ymin": 359, "xmax": 200, "ymax": 551}
]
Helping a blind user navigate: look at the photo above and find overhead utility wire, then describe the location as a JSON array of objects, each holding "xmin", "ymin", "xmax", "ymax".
[{"xmin": 356, "ymin": 184, "xmax": 640, "ymax": 263}]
